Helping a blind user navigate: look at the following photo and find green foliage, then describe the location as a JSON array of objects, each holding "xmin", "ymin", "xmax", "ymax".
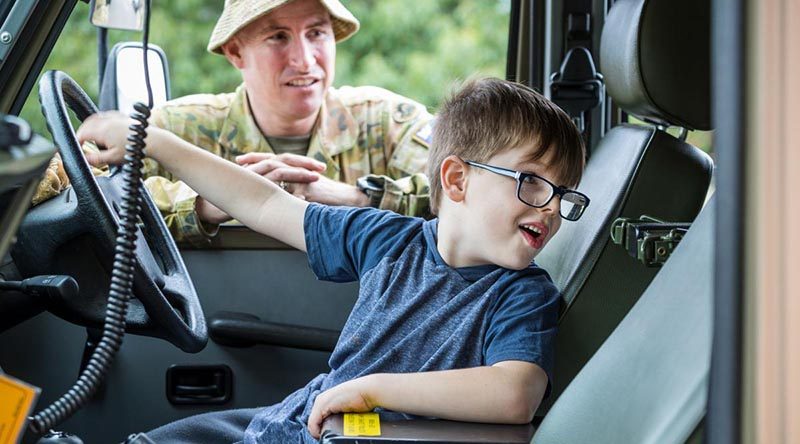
[
  {"xmin": 19, "ymin": 0, "xmax": 510, "ymax": 136},
  {"xmin": 337, "ymin": 0, "xmax": 510, "ymax": 109}
]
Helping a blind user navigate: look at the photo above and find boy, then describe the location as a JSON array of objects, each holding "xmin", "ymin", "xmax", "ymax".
[{"xmin": 77, "ymin": 77, "xmax": 588, "ymax": 443}]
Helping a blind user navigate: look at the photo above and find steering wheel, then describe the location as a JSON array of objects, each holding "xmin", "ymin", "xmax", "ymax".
[{"xmin": 15, "ymin": 70, "xmax": 207, "ymax": 352}]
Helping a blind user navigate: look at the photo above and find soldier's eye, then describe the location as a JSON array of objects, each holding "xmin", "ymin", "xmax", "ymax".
[{"xmin": 268, "ymin": 33, "xmax": 288, "ymax": 42}]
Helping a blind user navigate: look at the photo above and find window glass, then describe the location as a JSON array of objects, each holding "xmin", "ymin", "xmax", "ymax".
[{"xmin": 627, "ymin": 116, "xmax": 714, "ymax": 155}]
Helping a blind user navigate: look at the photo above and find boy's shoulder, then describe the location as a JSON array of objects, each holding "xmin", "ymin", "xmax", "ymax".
[{"xmin": 496, "ymin": 263, "xmax": 560, "ymax": 300}]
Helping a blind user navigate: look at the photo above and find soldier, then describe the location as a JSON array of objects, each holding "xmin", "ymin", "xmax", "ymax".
[
  {"xmin": 144, "ymin": 0, "xmax": 434, "ymax": 246},
  {"xmin": 35, "ymin": 0, "xmax": 434, "ymax": 247}
]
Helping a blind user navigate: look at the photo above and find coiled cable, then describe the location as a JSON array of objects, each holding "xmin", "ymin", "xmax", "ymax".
[
  {"xmin": 28, "ymin": 1, "xmax": 154, "ymax": 434},
  {"xmin": 28, "ymin": 104, "xmax": 151, "ymax": 435}
]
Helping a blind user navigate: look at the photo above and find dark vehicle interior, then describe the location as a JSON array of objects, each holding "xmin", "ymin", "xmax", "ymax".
[{"xmin": 0, "ymin": 0, "xmax": 762, "ymax": 442}]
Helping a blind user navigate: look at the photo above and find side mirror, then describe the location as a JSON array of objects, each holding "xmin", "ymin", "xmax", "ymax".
[
  {"xmin": 99, "ymin": 42, "xmax": 171, "ymax": 114},
  {"xmin": 89, "ymin": 0, "xmax": 146, "ymax": 32}
]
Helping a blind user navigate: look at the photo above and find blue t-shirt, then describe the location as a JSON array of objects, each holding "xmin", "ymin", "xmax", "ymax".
[{"xmin": 243, "ymin": 204, "xmax": 560, "ymax": 443}]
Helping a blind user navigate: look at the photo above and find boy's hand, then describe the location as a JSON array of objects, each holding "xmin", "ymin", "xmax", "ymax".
[
  {"xmin": 307, "ymin": 376, "xmax": 379, "ymax": 439},
  {"xmin": 76, "ymin": 112, "xmax": 137, "ymax": 167}
]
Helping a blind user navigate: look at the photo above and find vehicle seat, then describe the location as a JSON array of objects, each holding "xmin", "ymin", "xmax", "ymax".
[
  {"xmin": 534, "ymin": 0, "xmax": 713, "ymax": 410},
  {"xmin": 532, "ymin": 195, "xmax": 714, "ymax": 443}
]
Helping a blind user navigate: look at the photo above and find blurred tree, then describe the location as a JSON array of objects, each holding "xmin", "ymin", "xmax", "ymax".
[{"xmin": 20, "ymin": 0, "xmax": 510, "ymax": 136}]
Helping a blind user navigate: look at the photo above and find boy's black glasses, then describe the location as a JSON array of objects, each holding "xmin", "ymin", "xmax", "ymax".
[{"xmin": 465, "ymin": 161, "xmax": 590, "ymax": 221}]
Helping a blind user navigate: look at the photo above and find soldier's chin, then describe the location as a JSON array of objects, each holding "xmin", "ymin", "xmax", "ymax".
[{"xmin": 286, "ymin": 100, "xmax": 323, "ymax": 120}]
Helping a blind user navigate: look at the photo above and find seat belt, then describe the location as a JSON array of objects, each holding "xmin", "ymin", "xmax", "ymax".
[
  {"xmin": 549, "ymin": 0, "xmax": 606, "ymax": 151},
  {"xmin": 550, "ymin": 46, "xmax": 604, "ymax": 134}
]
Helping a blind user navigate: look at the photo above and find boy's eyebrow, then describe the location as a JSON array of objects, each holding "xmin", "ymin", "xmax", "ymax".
[{"xmin": 516, "ymin": 161, "xmax": 571, "ymax": 187}]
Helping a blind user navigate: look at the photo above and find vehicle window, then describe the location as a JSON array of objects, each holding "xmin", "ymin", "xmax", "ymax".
[
  {"xmin": 0, "ymin": 1, "xmax": 11, "ymax": 23},
  {"xmin": 628, "ymin": 116, "xmax": 714, "ymax": 154},
  {"xmin": 19, "ymin": 0, "xmax": 511, "ymax": 137}
]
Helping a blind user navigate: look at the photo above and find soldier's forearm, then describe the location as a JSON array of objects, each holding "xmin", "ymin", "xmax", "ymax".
[{"xmin": 195, "ymin": 196, "xmax": 232, "ymax": 225}]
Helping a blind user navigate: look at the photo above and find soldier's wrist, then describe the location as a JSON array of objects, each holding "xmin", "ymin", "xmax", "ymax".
[{"xmin": 356, "ymin": 175, "xmax": 386, "ymax": 208}]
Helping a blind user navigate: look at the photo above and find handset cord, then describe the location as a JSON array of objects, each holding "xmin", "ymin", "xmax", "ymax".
[{"xmin": 28, "ymin": 0, "xmax": 153, "ymax": 434}]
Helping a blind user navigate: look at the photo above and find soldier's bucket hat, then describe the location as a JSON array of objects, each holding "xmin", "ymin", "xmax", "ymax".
[{"xmin": 208, "ymin": 0, "xmax": 360, "ymax": 54}]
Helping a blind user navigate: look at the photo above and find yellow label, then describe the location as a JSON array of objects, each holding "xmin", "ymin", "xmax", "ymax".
[
  {"xmin": 0, "ymin": 374, "xmax": 39, "ymax": 444},
  {"xmin": 343, "ymin": 412, "xmax": 381, "ymax": 436}
]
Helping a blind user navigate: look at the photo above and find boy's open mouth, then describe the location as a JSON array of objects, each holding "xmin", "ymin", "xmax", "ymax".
[{"xmin": 519, "ymin": 223, "xmax": 548, "ymax": 249}]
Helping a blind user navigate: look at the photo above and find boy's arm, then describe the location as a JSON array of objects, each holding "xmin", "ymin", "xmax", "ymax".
[
  {"xmin": 76, "ymin": 112, "xmax": 308, "ymax": 251},
  {"xmin": 307, "ymin": 361, "xmax": 547, "ymax": 439}
]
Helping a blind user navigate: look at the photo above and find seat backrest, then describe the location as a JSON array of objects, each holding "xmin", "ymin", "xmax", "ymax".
[
  {"xmin": 535, "ymin": 0, "xmax": 713, "ymax": 409},
  {"xmin": 532, "ymin": 196, "xmax": 714, "ymax": 444}
]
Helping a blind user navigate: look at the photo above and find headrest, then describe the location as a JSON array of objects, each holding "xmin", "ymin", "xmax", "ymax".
[{"xmin": 600, "ymin": 0, "xmax": 711, "ymax": 130}]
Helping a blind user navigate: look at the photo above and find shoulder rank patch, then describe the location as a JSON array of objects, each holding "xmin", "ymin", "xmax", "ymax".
[
  {"xmin": 411, "ymin": 119, "xmax": 435, "ymax": 148},
  {"xmin": 392, "ymin": 102, "xmax": 420, "ymax": 123}
]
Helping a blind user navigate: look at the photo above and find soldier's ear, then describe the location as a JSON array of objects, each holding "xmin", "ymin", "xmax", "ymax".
[{"xmin": 221, "ymin": 37, "xmax": 245, "ymax": 69}]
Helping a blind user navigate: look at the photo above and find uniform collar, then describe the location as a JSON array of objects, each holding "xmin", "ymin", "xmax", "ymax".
[
  {"xmin": 218, "ymin": 84, "xmax": 358, "ymax": 165},
  {"xmin": 218, "ymin": 84, "xmax": 270, "ymax": 155}
]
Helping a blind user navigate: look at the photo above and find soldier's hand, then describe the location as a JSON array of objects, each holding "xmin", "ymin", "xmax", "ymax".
[
  {"xmin": 77, "ymin": 112, "xmax": 135, "ymax": 167},
  {"xmin": 290, "ymin": 175, "xmax": 370, "ymax": 208},
  {"xmin": 246, "ymin": 162, "xmax": 321, "ymax": 185},
  {"xmin": 235, "ymin": 152, "xmax": 326, "ymax": 175},
  {"xmin": 236, "ymin": 152, "xmax": 325, "ymax": 196}
]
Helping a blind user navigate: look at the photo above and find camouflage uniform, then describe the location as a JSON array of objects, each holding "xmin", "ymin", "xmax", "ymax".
[
  {"xmin": 31, "ymin": 153, "xmax": 70, "ymax": 206},
  {"xmin": 145, "ymin": 83, "xmax": 434, "ymax": 246}
]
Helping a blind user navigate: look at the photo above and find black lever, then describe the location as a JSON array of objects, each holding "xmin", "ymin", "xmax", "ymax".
[{"xmin": 0, "ymin": 275, "xmax": 79, "ymax": 300}]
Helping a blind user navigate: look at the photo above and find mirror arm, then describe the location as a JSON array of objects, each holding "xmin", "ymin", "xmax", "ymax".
[{"xmin": 97, "ymin": 27, "xmax": 108, "ymax": 93}]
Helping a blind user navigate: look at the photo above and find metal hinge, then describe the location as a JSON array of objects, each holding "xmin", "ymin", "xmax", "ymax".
[{"xmin": 610, "ymin": 215, "xmax": 690, "ymax": 267}]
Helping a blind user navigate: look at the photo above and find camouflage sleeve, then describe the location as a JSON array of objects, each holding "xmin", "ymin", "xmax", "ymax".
[
  {"xmin": 31, "ymin": 144, "xmax": 108, "ymax": 206},
  {"xmin": 365, "ymin": 172, "xmax": 431, "ymax": 218},
  {"xmin": 144, "ymin": 176, "xmax": 219, "ymax": 246},
  {"xmin": 379, "ymin": 107, "xmax": 435, "ymax": 217},
  {"xmin": 31, "ymin": 153, "xmax": 70, "ymax": 206},
  {"xmin": 143, "ymin": 106, "xmax": 222, "ymax": 246}
]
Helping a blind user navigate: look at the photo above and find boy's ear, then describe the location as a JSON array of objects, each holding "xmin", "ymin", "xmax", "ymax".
[
  {"xmin": 221, "ymin": 38, "xmax": 245, "ymax": 69},
  {"xmin": 440, "ymin": 155, "xmax": 469, "ymax": 204}
]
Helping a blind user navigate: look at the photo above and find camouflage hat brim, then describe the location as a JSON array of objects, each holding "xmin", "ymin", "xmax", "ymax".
[{"xmin": 208, "ymin": 0, "xmax": 360, "ymax": 54}]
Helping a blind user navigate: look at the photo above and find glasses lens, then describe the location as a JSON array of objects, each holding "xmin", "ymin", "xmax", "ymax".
[
  {"xmin": 560, "ymin": 192, "xmax": 589, "ymax": 221},
  {"xmin": 519, "ymin": 175, "xmax": 553, "ymax": 206}
]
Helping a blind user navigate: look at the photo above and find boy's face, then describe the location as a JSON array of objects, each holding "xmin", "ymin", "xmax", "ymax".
[{"xmin": 462, "ymin": 145, "xmax": 563, "ymax": 270}]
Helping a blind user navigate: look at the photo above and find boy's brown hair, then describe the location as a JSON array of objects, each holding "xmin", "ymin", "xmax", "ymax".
[{"xmin": 428, "ymin": 77, "xmax": 586, "ymax": 215}]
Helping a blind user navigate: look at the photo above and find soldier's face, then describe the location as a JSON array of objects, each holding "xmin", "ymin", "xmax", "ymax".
[{"xmin": 229, "ymin": 0, "xmax": 336, "ymax": 124}]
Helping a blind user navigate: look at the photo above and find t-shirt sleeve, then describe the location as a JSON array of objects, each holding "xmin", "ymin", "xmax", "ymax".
[
  {"xmin": 483, "ymin": 267, "xmax": 561, "ymax": 395},
  {"xmin": 304, "ymin": 203, "xmax": 422, "ymax": 282}
]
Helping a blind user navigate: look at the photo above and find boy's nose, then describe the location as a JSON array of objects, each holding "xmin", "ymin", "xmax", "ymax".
[{"xmin": 537, "ymin": 195, "xmax": 561, "ymax": 216}]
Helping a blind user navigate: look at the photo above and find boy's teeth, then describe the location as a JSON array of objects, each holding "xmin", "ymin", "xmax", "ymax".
[
  {"xmin": 522, "ymin": 224, "xmax": 541, "ymax": 234},
  {"xmin": 288, "ymin": 79, "xmax": 314, "ymax": 86}
]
